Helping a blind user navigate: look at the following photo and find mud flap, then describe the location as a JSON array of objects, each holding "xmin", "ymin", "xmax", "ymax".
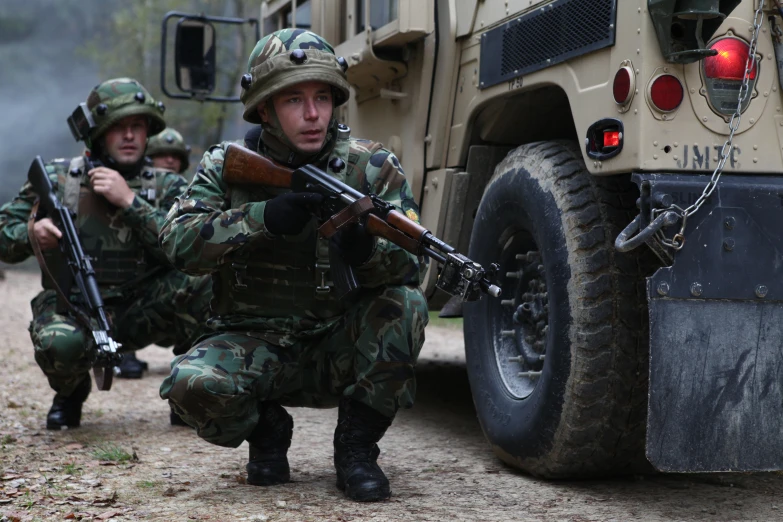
[
  {"xmin": 641, "ymin": 173, "xmax": 783, "ymax": 472},
  {"xmin": 647, "ymin": 299, "xmax": 783, "ymax": 472}
]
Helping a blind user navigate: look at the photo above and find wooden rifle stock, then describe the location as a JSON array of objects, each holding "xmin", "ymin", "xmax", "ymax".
[
  {"xmin": 223, "ymin": 143, "xmax": 294, "ymax": 188},
  {"xmin": 224, "ymin": 143, "xmax": 429, "ymax": 254}
]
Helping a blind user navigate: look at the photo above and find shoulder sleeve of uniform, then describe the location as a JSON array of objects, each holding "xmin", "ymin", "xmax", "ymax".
[
  {"xmin": 348, "ymin": 141, "xmax": 427, "ymax": 287},
  {"xmin": 158, "ymin": 141, "xmax": 273, "ymax": 275}
]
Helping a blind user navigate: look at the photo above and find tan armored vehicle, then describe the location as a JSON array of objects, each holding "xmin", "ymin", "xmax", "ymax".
[{"xmin": 169, "ymin": 0, "xmax": 783, "ymax": 478}]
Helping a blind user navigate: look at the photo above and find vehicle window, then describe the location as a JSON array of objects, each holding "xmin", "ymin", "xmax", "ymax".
[
  {"xmin": 286, "ymin": 0, "xmax": 312, "ymax": 30},
  {"xmin": 356, "ymin": 0, "xmax": 397, "ymax": 33},
  {"xmin": 263, "ymin": 15, "xmax": 278, "ymax": 36}
]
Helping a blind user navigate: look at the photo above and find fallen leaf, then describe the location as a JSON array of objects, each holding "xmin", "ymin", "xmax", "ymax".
[
  {"xmin": 7, "ymin": 399, "xmax": 21, "ymax": 408},
  {"xmin": 0, "ymin": 498, "xmax": 12, "ymax": 504},
  {"xmin": 64, "ymin": 514, "xmax": 76, "ymax": 520},
  {"xmin": 1, "ymin": 474, "xmax": 20, "ymax": 480},
  {"xmin": 163, "ymin": 487, "xmax": 177, "ymax": 497},
  {"xmin": 97, "ymin": 510, "xmax": 122, "ymax": 520},
  {"xmin": 64, "ymin": 443, "xmax": 84, "ymax": 451}
]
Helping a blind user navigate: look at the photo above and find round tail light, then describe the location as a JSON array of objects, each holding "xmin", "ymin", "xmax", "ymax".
[
  {"xmin": 613, "ymin": 66, "xmax": 634, "ymax": 105},
  {"xmin": 650, "ymin": 74, "xmax": 684, "ymax": 112},
  {"xmin": 702, "ymin": 36, "xmax": 758, "ymax": 116},
  {"xmin": 704, "ymin": 37, "xmax": 757, "ymax": 81}
]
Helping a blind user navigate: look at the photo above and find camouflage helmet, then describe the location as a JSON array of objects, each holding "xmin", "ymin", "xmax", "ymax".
[
  {"xmin": 146, "ymin": 127, "xmax": 191, "ymax": 172},
  {"xmin": 85, "ymin": 78, "xmax": 166, "ymax": 146},
  {"xmin": 240, "ymin": 29, "xmax": 350, "ymax": 124}
]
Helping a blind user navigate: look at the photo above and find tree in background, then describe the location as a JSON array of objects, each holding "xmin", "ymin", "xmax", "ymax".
[{"xmin": 80, "ymin": 0, "xmax": 255, "ymax": 169}]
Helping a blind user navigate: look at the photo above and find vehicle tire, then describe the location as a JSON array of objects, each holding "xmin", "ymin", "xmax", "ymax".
[{"xmin": 463, "ymin": 140, "xmax": 657, "ymax": 478}]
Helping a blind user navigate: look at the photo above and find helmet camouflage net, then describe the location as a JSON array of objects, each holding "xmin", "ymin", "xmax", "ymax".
[
  {"xmin": 85, "ymin": 78, "xmax": 166, "ymax": 147},
  {"xmin": 239, "ymin": 29, "xmax": 350, "ymax": 124},
  {"xmin": 146, "ymin": 127, "xmax": 191, "ymax": 172}
]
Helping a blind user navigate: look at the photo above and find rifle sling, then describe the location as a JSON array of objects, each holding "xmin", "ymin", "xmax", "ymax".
[
  {"xmin": 318, "ymin": 196, "xmax": 375, "ymax": 238},
  {"xmin": 28, "ymin": 201, "xmax": 93, "ymax": 331}
]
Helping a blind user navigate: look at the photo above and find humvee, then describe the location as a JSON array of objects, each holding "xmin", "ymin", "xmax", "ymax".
[{"xmin": 168, "ymin": 0, "xmax": 783, "ymax": 478}]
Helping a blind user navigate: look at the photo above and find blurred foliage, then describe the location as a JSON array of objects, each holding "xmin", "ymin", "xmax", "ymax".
[
  {"xmin": 0, "ymin": 16, "xmax": 36, "ymax": 44},
  {"xmin": 79, "ymin": 0, "xmax": 257, "ymax": 162}
]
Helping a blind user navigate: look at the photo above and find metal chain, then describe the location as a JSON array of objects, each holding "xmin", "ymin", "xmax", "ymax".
[{"xmin": 658, "ymin": 0, "xmax": 766, "ymax": 250}]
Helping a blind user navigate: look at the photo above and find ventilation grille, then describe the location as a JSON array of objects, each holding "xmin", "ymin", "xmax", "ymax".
[{"xmin": 479, "ymin": 0, "xmax": 617, "ymax": 89}]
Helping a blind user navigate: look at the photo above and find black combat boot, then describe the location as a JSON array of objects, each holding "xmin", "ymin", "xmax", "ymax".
[
  {"xmin": 246, "ymin": 402, "xmax": 294, "ymax": 486},
  {"xmin": 46, "ymin": 376, "xmax": 91, "ymax": 430},
  {"xmin": 117, "ymin": 352, "xmax": 146, "ymax": 378},
  {"xmin": 333, "ymin": 398, "xmax": 394, "ymax": 502}
]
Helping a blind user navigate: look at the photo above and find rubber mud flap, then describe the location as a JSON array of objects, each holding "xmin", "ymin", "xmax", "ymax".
[{"xmin": 647, "ymin": 298, "xmax": 783, "ymax": 472}]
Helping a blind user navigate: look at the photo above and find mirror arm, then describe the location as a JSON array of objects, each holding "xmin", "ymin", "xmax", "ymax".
[{"xmin": 161, "ymin": 11, "xmax": 260, "ymax": 102}]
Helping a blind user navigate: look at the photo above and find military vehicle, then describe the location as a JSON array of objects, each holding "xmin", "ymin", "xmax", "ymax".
[{"xmin": 168, "ymin": 0, "xmax": 783, "ymax": 478}]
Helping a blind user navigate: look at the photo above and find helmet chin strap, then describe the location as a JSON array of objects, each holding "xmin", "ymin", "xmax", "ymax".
[{"xmin": 258, "ymin": 101, "xmax": 338, "ymax": 168}]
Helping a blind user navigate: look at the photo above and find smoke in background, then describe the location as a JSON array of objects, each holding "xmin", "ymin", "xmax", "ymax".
[
  {"xmin": 0, "ymin": 0, "xmax": 119, "ymax": 204},
  {"xmin": 0, "ymin": 1, "xmax": 253, "ymax": 203}
]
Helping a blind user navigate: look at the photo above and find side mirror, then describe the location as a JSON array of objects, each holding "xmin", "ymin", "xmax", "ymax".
[
  {"xmin": 175, "ymin": 19, "xmax": 216, "ymax": 93},
  {"xmin": 161, "ymin": 11, "xmax": 259, "ymax": 102}
]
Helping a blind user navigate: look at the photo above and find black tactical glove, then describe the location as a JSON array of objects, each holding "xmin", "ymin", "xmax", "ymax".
[
  {"xmin": 332, "ymin": 222, "xmax": 375, "ymax": 266},
  {"xmin": 263, "ymin": 192, "xmax": 323, "ymax": 236}
]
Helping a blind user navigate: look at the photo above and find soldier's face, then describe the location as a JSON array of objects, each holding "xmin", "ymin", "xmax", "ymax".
[
  {"xmin": 103, "ymin": 115, "xmax": 149, "ymax": 166},
  {"xmin": 151, "ymin": 153, "xmax": 182, "ymax": 173},
  {"xmin": 259, "ymin": 81, "xmax": 333, "ymax": 154}
]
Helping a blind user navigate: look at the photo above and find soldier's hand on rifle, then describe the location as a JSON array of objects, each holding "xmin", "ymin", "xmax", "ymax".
[
  {"xmin": 32, "ymin": 218, "xmax": 62, "ymax": 251},
  {"xmin": 88, "ymin": 167, "xmax": 135, "ymax": 209},
  {"xmin": 263, "ymin": 192, "xmax": 323, "ymax": 236},
  {"xmin": 332, "ymin": 222, "xmax": 375, "ymax": 266}
]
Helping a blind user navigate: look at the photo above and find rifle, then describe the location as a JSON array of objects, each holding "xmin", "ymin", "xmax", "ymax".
[
  {"xmin": 27, "ymin": 156, "xmax": 121, "ymax": 391},
  {"xmin": 222, "ymin": 144, "xmax": 502, "ymax": 302}
]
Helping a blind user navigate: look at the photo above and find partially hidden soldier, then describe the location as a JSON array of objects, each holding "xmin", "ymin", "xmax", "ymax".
[
  {"xmin": 0, "ymin": 78, "xmax": 212, "ymax": 429},
  {"xmin": 159, "ymin": 29, "xmax": 429, "ymax": 502},
  {"xmin": 147, "ymin": 127, "xmax": 191, "ymax": 175}
]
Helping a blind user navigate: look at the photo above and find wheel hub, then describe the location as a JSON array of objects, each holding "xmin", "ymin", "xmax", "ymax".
[{"xmin": 494, "ymin": 243, "xmax": 549, "ymax": 399}]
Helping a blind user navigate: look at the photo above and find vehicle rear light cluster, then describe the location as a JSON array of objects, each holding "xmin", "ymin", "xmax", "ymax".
[
  {"xmin": 649, "ymin": 74, "xmax": 684, "ymax": 112},
  {"xmin": 702, "ymin": 36, "xmax": 758, "ymax": 116}
]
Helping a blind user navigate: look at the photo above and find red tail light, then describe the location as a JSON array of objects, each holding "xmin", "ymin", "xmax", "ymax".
[
  {"xmin": 704, "ymin": 38, "xmax": 757, "ymax": 81},
  {"xmin": 613, "ymin": 67, "xmax": 633, "ymax": 105},
  {"xmin": 702, "ymin": 36, "xmax": 758, "ymax": 116},
  {"xmin": 603, "ymin": 131, "xmax": 621, "ymax": 148},
  {"xmin": 650, "ymin": 75, "xmax": 683, "ymax": 112}
]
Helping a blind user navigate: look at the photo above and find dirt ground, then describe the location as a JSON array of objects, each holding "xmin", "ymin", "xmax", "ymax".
[{"xmin": 2, "ymin": 269, "xmax": 783, "ymax": 522}]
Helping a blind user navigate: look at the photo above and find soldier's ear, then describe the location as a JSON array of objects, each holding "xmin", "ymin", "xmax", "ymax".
[{"xmin": 257, "ymin": 104, "xmax": 269, "ymax": 124}]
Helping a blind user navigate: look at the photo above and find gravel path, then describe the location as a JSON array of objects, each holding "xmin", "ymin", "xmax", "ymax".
[{"xmin": 1, "ymin": 270, "xmax": 782, "ymax": 522}]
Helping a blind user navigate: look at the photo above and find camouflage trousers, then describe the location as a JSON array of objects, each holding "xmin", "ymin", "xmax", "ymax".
[
  {"xmin": 160, "ymin": 284, "xmax": 428, "ymax": 448},
  {"xmin": 29, "ymin": 269, "xmax": 212, "ymax": 396}
]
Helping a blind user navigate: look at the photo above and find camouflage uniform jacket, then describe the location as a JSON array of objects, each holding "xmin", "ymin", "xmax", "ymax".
[
  {"xmin": 160, "ymin": 135, "xmax": 426, "ymax": 335},
  {"xmin": 0, "ymin": 156, "xmax": 189, "ymax": 298}
]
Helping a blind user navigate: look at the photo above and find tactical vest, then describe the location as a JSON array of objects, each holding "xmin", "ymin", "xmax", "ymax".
[
  {"xmin": 42, "ymin": 156, "xmax": 168, "ymax": 290},
  {"xmin": 212, "ymin": 131, "xmax": 361, "ymax": 321}
]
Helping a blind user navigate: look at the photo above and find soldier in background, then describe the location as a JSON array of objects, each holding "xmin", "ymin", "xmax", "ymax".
[
  {"xmin": 0, "ymin": 78, "xmax": 212, "ymax": 429},
  {"xmin": 118, "ymin": 126, "xmax": 194, "ymax": 376},
  {"xmin": 158, "ymin": 30, "xmax": 429, "ymax": 502},
  {"xmin": 147, "ymin": 127, "xmax": 191, "ymax": 175}
]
